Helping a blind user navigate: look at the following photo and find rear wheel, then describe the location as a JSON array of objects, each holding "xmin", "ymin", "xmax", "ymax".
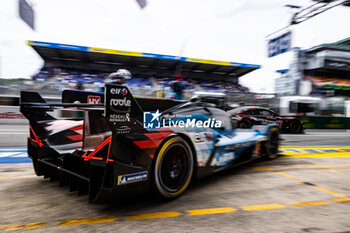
[
  {"xmin": 289, "ymin": 120, "xmax": 302, "ymax": 133},
  {"xmin": 239, "ymin": 118, "xmax": 253, "ymax": 128},
  {"xmin": 153, "ymin": 136, "xmax": 194, "ymax": 199}
]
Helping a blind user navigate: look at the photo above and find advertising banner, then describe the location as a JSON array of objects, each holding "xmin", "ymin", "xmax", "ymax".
[{"xmin": 268, "ymin": 31, "xmax": 292, "ymax": 58}]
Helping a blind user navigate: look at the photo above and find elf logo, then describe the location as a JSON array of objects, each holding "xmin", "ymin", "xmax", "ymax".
[{"xmin": 110, "ymin": 88, "xmax": 128, "ymax": 96}]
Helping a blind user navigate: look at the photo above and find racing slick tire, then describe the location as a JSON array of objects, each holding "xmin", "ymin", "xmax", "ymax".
[
  {"xmin": 262, "ymin": 127, "xmax": 280, "ymax": 159},
  {"xmin": 239, "ymin": 118, "xmax": 253, "ymax": 128},
  {"xmin": 289, "ymin": 119, "xmax": 302, "ymax": 134},
  {"xmin": 152, "ymin": 136, "xmax": 194, "ymax": 199}
]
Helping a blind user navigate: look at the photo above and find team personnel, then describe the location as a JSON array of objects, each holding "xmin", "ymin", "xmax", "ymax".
[
  {"xmin": 99, "ymin": 69, "xmax": 131, "ymax": 92},
  {"xmin": 172, "ymin": 74, "xmax": 185, "ymax": 100},
  {"xmin": 107, "ymin": 69, "xmax": 132, "ymax": 84}
]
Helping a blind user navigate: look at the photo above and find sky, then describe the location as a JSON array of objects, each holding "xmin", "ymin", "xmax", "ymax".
[{"xmin": 0, "ymin": 0, "xmax": 350, "ymax": 93}]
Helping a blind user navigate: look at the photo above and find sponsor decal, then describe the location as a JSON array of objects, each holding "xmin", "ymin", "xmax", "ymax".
[
  {"xmin": 115, "ymin": 125, "xmax": 131, "ymax": 134},
  {"xmin": 162, "ymin": 118, "xmax": 222, "ymax": 129},
  {"xmin": 110, "ymin": 98, "xmax": 131, "ymax": 107},
  {"xmin": 117, "ymin": 171, "xmax": 148, "ymax": 185},
  {"xmin": 121, "ymin": 88, "xmax": 128, "ymax": 96},
  {"xmin": 109, "ymin": 113, "xmax": 130, "ymax": 122},
  {"xmin": 205, "ymin": 132, "xmax": 213, "ymax": 141},
  {"xmin": 87, "ymin": 95, "xmax": 101, "ymax": 104},
  {"xmin": 106, "ymin": 85, "xmax": 132, "ymax": 120},
  {"xmin": 143, "ymin": 109, "xmax": 222, "ymax": 129},
  {"xmin": 110, "ymin": 87, "xmax": 128, "ymax": 96},
  {"xmin": 194, "ymin": 132, "xmax": 213, "ymax": 143},
  {"xmin": 105, "ymin": 85, "xmax": 140, "ymax": 134},
  {"xmin": 143, "ymin": 110, "xmax": 161, "ymax": 129}
]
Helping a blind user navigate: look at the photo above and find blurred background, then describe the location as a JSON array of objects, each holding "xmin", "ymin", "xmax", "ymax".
[
  {"xmin": 1, "ymin": 0, "xmax": 350, "ymax": 129},
  {"xmin": 1, "ymin": 2, "xmax": 350, "ymax": 232}
]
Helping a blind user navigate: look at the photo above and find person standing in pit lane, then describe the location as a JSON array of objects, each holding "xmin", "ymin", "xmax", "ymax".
[
  {"xmin": 172, "ymin": 74, "xmax": 185, "ymax": 100},
  {"xmin": 99, "ymin": 69, "xmax": 132, "ymax": 92},
  {"xmin": 108, "ymin": 69, "xmax": 132, "ymax": 84}
]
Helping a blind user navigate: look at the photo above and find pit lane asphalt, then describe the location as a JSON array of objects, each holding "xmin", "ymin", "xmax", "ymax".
[
  {"xmin": 1, "ymin": 124, "xmax": 349, "ymax": 147},
  {"xmin": 0, "ymin": 125, "xmax": 350, "ymax": 232}
]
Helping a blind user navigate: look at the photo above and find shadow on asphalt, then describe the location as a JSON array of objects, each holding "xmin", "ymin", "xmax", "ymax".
[{"xmin": 1, "ymin": 154, "xmax": 312, "ymax": 216}]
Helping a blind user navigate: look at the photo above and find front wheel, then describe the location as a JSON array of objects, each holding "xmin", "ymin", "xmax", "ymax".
[
  {"xmin": 153, "ymin": 136, "xmax": 194, "ymax": 199},
  {"xmin": 262, "ymin": 127, "xmax": 280, "ymax": 159}
]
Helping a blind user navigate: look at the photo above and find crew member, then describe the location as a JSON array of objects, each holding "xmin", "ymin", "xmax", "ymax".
[
  {"xmin": 99, "ymin": 69, "xmax": 131, "ymax": 92},
  {"xmin": 107, "ymin": 69, "xmax": 132, "ymax": 84},
  {"xmin": 172, "ymin": 74, "xmax": 185, "ymax": 100}
]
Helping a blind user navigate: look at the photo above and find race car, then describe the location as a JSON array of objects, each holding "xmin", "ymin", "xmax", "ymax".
[
  {"xmin": 228, "ymin": 106, "xmax": 304, "ymax": 134},
  {"xmin": 20, "ymin": 84, "xmax": 280, "ymax": 203}
]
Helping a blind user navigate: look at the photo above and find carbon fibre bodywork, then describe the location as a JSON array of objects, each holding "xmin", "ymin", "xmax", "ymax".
[{"xmin": 21, "ymin": 84, "xmax": 280, "ymax": 202}]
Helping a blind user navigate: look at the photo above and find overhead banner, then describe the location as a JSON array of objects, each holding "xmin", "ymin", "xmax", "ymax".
[
  {"xmin": 268, "ymin": 31, "xmax": 291, "ymax": 58},
  {"xmin": 18, "ymin": 0, "xmax": 35, "ymax": 30}
]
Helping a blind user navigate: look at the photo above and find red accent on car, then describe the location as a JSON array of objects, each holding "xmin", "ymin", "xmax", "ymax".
[
  {"xmin": 70, "ymin": 125, "xmax": 83, "ymax": 131},
  {"xmin": 29, "ymin": 126, "xmax": 43, "ymax": 147},
  {"xmin": 133, "ymin": 140, "xmax": 157, "ymax": 149},
  {"xmin": 205, "ymin": 132, "xmax": 213, "ymax": 141},
  {"xmin": 132, "ymin": 129, "xmax": 174, "ymax": 159},
  {"xmin": 144, "ymin": 132, "xmax": 167, "ymax": 147},
  {"xmin": 87, "ymin": 96, "xmax": 101, "ymax": 104},
  {"xmin": 67, "ymin": 134, "xmax": 83, "ymax": 141},
  {"xmin": 83, "ymin": 136, "xmax": 112, "ymax": 163},
  {"xmin": 281, "ymin": 117, "xmax": 295, "ymax": 120}
]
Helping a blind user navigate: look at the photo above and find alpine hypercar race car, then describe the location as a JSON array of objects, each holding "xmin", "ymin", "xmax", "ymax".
[
  {"xmin": 20, "ymin": 84, "xmax": 280, "ymax": 203},
  {"xmin": 228, "ymin": 106, "xmax": 304, "ymax": 134}
]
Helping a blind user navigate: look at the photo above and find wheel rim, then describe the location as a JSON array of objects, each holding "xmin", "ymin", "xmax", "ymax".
[
  {"xmin": 159, "ymin": 143, "xmax": 190, "ymax": 193},
  {"xmin": 290, "ymin": 121, "xmax": 300, "ymax": 132},
  {"xmin": 240, "ymin": 119, "xmax": 251, "ymax": 128}
]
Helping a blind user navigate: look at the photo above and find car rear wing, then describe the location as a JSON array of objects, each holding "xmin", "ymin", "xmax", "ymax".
[
  {"xmin": 20, "ymin": 85, "xmax": 143, "ymax": 153},
  {"xmin": 61, "ymin": 86, "xmax": 182, "ymax": 112},
  {"xmin": 20, "ymin": 84, "xmax": 182, "ymax": 150},
  {"xmin": 21, "ymin": 84, "xmax": 145, "ymax": 134}
]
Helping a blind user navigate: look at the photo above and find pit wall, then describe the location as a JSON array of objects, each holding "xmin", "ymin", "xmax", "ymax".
[{"xmin": 295, "ymin": 116, "xmax": 350, "ymax": 129}]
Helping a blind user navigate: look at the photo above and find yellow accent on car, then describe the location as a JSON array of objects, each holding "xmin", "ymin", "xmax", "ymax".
[{"xmin": 156, "ymin": 137, "xmax": 193, "ymax": 197}]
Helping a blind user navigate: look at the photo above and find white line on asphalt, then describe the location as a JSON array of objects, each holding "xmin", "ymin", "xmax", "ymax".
[
  {"xmin": 0, "ymin": 132, "xmax": 28, "ymax": 135},
  {"xmin": 0, "ymin": 152, "xmax": 27, "ymax": 157}
]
